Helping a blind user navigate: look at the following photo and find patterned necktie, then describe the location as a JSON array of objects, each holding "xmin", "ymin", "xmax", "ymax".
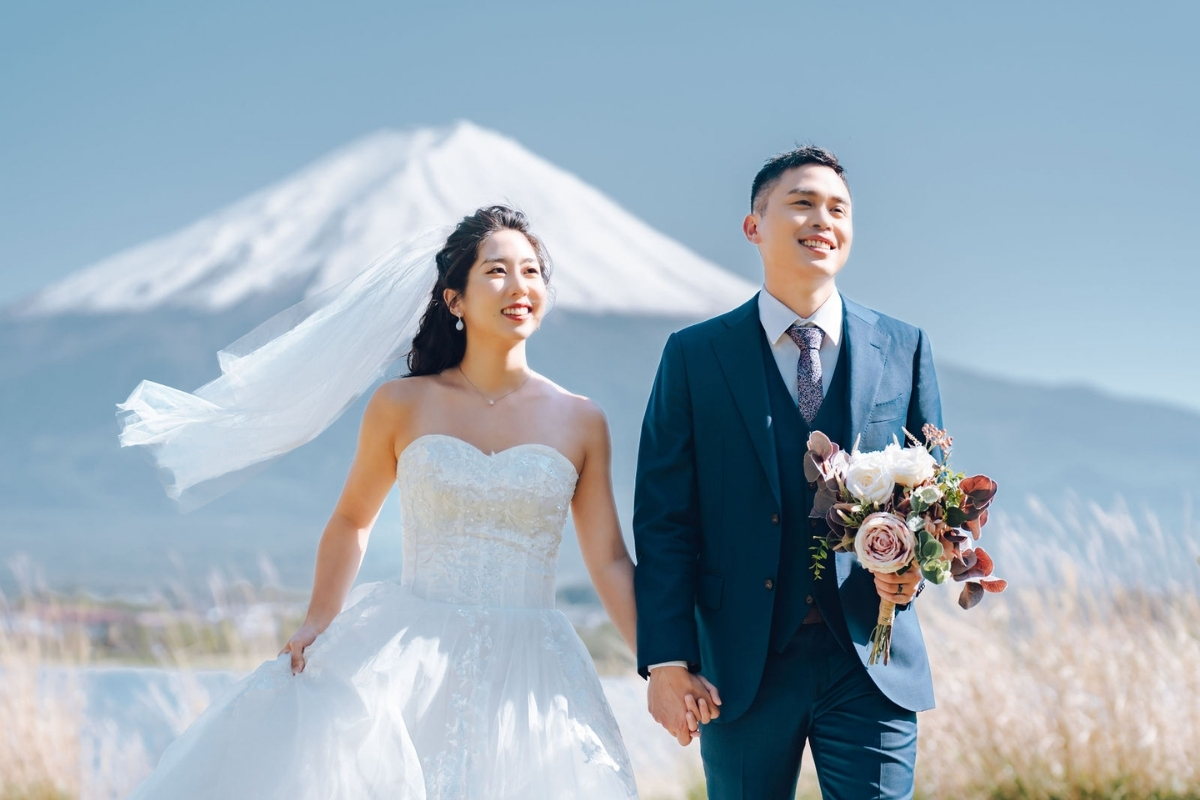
[{"xmin": 787, "ymin": 324, "xmax": 825, "ymax": 424}]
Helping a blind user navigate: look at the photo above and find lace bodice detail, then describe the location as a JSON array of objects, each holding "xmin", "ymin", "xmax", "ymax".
[{"xmin": 397, "ymin": 434, "xmax": 578, "ymax": 609}]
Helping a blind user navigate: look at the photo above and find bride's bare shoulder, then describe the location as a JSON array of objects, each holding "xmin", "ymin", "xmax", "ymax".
[
  {"xmin": 373, "ymin": 375, "xmax": 440, "ymax": 402},
  {"xmin": 366, "ymin": 375, "xmax": 444, "ymax": 423},
  {"xmin": 536, "ymin": 377, "xmax": 609, "ymax": 433}
]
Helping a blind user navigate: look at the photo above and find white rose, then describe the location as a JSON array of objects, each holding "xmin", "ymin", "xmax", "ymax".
[
  {"xmin": 885, "ymin": 442, "xmax": 938, "ymax": 488},
  {"xmin": 844, "ymin": 451, "xmax": 896, "ymax": 506}
]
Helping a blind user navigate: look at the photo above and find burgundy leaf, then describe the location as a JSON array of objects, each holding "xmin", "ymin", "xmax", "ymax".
[
  {"xmin": 951, "ymin": 548, "xmax": 995, "ymax": 581},
  {"xmin": 951, "ymin": 550, "xmax": 978, "ymax": 577},
  {"xmin": 958, "ymin": 582, "xmax": 985, "ymax": 610},
  {"xmin": 973, "ymin": 547, "xmax": 995, "ymax": 577},
  {"xmin": 980, "ymin": 578, "xmax": 1008, "ymax": 593},
  {"xmin": 964, "ymin": 509, "xmax": 990, "ymax": 540},
  {"xmin": 807, "ymin": 431, "xmax": 834, "ymax": 459},
  {"xmin": 804, "ymin": 452, "xmax": 822, "ymax": 482},
  {"xmin": 812, "ymin": 490, "xmax": 836, "ymax": 517},
  {"xmin": 960, "ymin": 475, "xmax": 998, "ymax": 504},
  {"xmin": 960, "ymin": 475, "xmax": 998, "ymax": 520},
  {"xmin": 826, "ymin": 507, "xmax": 849, "ymax": 540}
]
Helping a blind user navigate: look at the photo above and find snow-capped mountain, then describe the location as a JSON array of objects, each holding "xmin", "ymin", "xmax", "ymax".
[{"xmin": 20, "ymin": 121, "xmax": 755, "ymax": 319}]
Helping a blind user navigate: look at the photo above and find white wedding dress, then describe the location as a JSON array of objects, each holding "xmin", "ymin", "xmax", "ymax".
[{"xmin": 127, "ymin": 434, "xmax": 640, "ymax": 799}]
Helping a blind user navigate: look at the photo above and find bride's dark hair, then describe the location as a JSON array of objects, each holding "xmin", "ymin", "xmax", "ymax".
[{"xmin": 406, "ymin": 205, "xmax": 552, "ymax": 377}]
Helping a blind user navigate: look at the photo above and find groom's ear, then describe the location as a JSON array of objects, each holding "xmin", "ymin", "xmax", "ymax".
[{"xmin": 743, "ymin": 214, "xmax": 762, "ymax": 244}]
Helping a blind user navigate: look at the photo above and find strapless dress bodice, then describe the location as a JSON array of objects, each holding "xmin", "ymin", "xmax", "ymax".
[{"xmin": 397, "ymin": 434, "xmax": 579, "ymax": 609}]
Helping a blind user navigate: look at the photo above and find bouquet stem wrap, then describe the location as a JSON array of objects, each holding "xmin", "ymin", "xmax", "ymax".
[{"xmin": 869, "ymin": 598, "xmax": 897, "ymax": 666}]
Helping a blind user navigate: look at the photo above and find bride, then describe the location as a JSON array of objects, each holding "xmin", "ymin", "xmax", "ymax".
[{"xmin": 117, "ymin": 206, "xmax": 715, "ymax": 799}]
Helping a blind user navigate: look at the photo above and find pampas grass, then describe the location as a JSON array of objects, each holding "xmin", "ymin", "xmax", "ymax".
[
  {"xmin": 914, "ymin": 495, "xmax": 1200, "ymax": 799},
  {"xmin": 0, "ymin": 590, "xmax": 87, "ymax": 800},
  {"xmin": 3, "ymin": 498, "xmax": 1199, "ymax": 799}
]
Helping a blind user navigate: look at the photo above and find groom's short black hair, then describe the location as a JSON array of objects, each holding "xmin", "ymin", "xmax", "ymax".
[{"xmin": 751, "ymin": 145, "xmax": 847, "ymax": 214}]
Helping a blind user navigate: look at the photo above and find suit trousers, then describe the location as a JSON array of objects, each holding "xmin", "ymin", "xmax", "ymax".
[{"xmin": 699, "ymin": 624, "xmax": 918, "ymax": 800}]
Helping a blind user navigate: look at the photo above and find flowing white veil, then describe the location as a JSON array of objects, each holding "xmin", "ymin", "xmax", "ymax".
[{"xmin": 117, "ymin": 229, "xmax": 447, "ymax": 510}]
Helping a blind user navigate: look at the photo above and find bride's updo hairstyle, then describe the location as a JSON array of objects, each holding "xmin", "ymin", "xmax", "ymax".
[{"xmin": 406, "ymin": 205, "xmax": 552, "ymax": 377}]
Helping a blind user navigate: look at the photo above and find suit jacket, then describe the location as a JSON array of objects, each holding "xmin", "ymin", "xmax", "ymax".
[{"xmin": 633, "ymin": 293, "xmax": 942, "ymax": 720}]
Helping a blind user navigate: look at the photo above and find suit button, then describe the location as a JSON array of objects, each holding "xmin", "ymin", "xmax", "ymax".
[
  {"xmin": 806, "ymin": 595, "xmax": 815, "ymax": 605},
  {"xmin": 808, "ymin": 481, "xmax": 818, "ymax": 490},
  {"xmin": 764, "ymin": 579, "xmax": 775, "ymax": 590},
  {"xmin": 809, "ymin": 519, "xmax": 821, "ymax": 529},
  {"xmin": 770, "ymin": 513, "xmax": 780, "ymax": 525}
]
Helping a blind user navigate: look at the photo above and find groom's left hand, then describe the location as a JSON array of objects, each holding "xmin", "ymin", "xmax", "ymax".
[
  {"xmin": 873, "ymin": 568, "xmax": 923, "ymax": 606},
  {"xmin": 683, "ymin": 674, "xmax": 722, "ymax": 736}
]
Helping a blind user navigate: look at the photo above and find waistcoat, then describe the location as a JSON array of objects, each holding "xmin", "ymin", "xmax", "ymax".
[{"xmin": 760, "ymin": 326, "xmax": 851, "ymax": 652}]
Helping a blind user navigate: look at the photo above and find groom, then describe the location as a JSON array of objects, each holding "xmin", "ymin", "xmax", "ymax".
[{"xmin": 634, "ymin": 146, "xmax": 941, "ymax": 799}]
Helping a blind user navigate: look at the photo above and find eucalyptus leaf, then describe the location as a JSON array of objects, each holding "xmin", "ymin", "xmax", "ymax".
[{"xmin": 922, "ymin": 562, "xmax": 950, "ymax": 584}]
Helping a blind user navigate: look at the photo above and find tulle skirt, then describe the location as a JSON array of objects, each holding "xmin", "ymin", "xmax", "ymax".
[{"xmin": 126, "ymin": 581, "xmax": 639, "ymax": 799}]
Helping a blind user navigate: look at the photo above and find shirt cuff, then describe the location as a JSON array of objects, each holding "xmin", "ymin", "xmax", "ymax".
[{"xmin": 648, "ymin": 661, "xmax": 689, "ymax": 671}]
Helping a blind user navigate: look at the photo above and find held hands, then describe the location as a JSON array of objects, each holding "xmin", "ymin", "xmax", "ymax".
[
  {"xmin": 280, "ymin": 623, "xmax": 321, "ymax": 674},
  {"xmin": 647, "ymin": 666, "xmax": 722, "ymax": 746},
  {"xmin": 873, "ymin": 567, "xmax": 923, "ymax": 605}
]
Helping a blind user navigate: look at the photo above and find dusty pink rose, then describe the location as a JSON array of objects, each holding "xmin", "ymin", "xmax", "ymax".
[{"xmin": 854, "ymin": 512, "xmax": 917, "ymax": 574}]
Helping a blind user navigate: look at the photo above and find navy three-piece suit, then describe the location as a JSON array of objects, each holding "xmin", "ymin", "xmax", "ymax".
[{"xmin": 634, "ymin": 293, "xmax": 942, "ymax": 799}]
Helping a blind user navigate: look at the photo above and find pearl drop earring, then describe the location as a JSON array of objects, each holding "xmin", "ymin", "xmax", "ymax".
[{"xmin": 455, "ymin": 316, "xmax": 464, "ymax": 331}]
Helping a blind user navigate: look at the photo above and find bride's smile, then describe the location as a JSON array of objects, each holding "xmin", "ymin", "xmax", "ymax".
[{"xmin": 449, "ymin": 228, "xmax": 548, "ymax": 342}]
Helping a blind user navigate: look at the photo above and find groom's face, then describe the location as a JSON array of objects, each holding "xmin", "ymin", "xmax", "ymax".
[{"xmin": 744, "ymin": 165, "xmax": 853, "ymax": 285}]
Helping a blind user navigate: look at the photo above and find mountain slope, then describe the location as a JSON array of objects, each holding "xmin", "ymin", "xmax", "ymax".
[{"xmin": 19, "ymin": 122, "xmax": 755, "ymax": 319}]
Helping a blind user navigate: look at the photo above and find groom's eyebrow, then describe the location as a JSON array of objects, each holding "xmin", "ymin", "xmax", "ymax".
[{"xmin": 785, "ymin": 188, "xmax": 851, "ymax": 206}]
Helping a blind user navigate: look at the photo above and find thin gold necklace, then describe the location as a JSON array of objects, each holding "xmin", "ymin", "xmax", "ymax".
[{"xmin": 457, "ymin": 366, "xmax": 533, "ymax": 407}]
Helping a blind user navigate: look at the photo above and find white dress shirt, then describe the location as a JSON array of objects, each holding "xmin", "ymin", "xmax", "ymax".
[
  {"xmin": 757, "ymin": 286, "xmax": 844, "ymax": 401},
  {"xmin": 647, "ymin": 288, "xmax": 845, "ymax": 673}
]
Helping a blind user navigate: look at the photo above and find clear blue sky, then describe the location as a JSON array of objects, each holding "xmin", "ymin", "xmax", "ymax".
[{"xmin": 2, "ymin": 1, "xmax": 1197, "ymax": 411}]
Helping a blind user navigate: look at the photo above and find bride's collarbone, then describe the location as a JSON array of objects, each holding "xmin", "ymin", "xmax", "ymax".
[{"xmin": 394, "ymin": 379, "xmax": 589, "ymax": 470}]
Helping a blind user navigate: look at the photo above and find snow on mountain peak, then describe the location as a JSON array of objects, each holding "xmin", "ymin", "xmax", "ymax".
[{"xmin": 21, "ymin": 122, "xmax": 755, "ymax": 318}]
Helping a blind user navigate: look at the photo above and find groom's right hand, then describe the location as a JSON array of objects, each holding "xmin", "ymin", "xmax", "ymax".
[{"xmin": 647, "ymin": 666, "xmax": 722, "ymax": 746}]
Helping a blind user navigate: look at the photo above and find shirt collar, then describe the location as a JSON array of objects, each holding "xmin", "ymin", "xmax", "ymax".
[{"xmin": 758, "ymin": 286, "xmax": 844, "ymax": 347}]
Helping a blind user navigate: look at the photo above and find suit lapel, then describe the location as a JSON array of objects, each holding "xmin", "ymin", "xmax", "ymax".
[
  {"xmin": 839, "ymin": 296, "xmax": 890, "ymax": 589},
  {"xmin": 711, "ymin": 295, "xmax": 782, "ymax": 507},
  {"xmin": 843, "ymin": 296, "xmax": 890, "ymax": 451}
]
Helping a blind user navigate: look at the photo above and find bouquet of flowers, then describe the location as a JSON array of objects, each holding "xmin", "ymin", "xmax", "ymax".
[{"xmin": 805, "ymin": 424, "xmax": 1002, "ymax": 665}]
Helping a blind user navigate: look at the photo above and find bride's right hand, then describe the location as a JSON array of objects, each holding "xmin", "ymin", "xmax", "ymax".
[{"xmin": 281, "ymin": 623, "xmax": 321, "ymax": 674}]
